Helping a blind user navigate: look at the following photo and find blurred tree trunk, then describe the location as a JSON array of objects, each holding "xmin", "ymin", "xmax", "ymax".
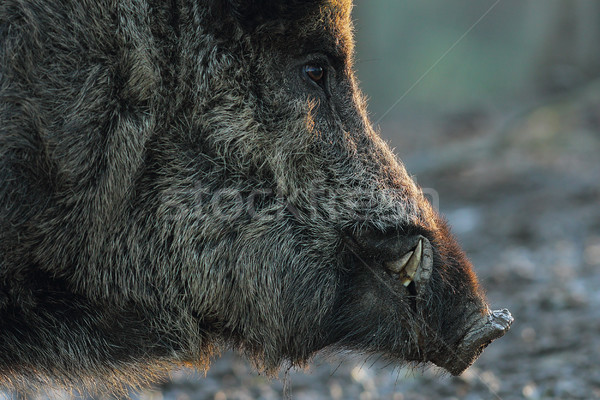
[{"xmin": 531, "ymin": 0, "xmax": 600, "ymax": 94}]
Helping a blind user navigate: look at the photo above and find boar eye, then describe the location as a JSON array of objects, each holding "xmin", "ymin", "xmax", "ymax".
[{"xmin": 303, "ymin": 65, "xmax": 325, "ymax": 84}]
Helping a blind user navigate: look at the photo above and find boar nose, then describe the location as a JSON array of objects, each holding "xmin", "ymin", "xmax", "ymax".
[{"xmin": 347, "ymin": 230, "xmax": 434, "ymax": 289}]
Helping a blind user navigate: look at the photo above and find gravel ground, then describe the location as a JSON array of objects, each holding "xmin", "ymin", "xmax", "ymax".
[{"xmin": 3, "ymin": 85, "xmax": 599, "ymax": 400}]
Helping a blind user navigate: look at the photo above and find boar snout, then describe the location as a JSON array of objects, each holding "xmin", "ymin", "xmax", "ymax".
[
  {"xmin": 342, "ymin": 227, "xmax": 513, "ymax": 375},
  {"xmin": 436, "ymin": 308, "xmax": 514, "ymax": 375}
]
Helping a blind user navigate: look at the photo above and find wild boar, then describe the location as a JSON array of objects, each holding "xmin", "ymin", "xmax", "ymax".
[{"xmin": 0, "ymin": 0, "xmax": 512, "ymax": 392}]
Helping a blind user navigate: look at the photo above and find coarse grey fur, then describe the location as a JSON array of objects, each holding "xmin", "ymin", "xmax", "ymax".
[{"xmin": 0, "ymin": 0, "xmax": 511, "ymax": 394}]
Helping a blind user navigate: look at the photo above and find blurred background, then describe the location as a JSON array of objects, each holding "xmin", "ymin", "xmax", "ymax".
[{"xmin": 7, "ymin": 1, "xmax": 600, "ymax": 399}]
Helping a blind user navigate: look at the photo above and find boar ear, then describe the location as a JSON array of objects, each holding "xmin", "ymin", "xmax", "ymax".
[{"xmin": 211, "ymin": 0, "xmax": 325, "ymax": 28}]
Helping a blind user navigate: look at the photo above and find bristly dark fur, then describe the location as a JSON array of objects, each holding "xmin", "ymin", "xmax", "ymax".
[
  {"xmin": 210, "ymin": 0, "xmax": 323, "ymax": 29},
  {"xmin": 1, "ymin": 0, "xmax": 489, "ymax": 394}
]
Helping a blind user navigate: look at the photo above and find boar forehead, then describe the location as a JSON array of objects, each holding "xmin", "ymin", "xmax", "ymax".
[
  {"xmin": 221, "ymin": 1, "xmax": 354, "ymax": 63},
  {"xmin": 279, "ymin": 1, "xmax": 353, "ymax": 62}
]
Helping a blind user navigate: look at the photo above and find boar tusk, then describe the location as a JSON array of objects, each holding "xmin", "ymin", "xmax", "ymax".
[
  {"xmin": 402, "ymin": 239, "xmax": 422, "ymax": 286},
  {"xmin": 384, "ymin": 251, "xmax": 413, "ymax": 274},
  {"xmin": 383, "ymin": 239, "xmax": 424, "ymax": 287}
]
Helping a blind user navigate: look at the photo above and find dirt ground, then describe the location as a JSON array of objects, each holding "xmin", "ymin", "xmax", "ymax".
[{"xmin": 3, "ymin": 83, "xmax": 599, "ymax": 400}]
